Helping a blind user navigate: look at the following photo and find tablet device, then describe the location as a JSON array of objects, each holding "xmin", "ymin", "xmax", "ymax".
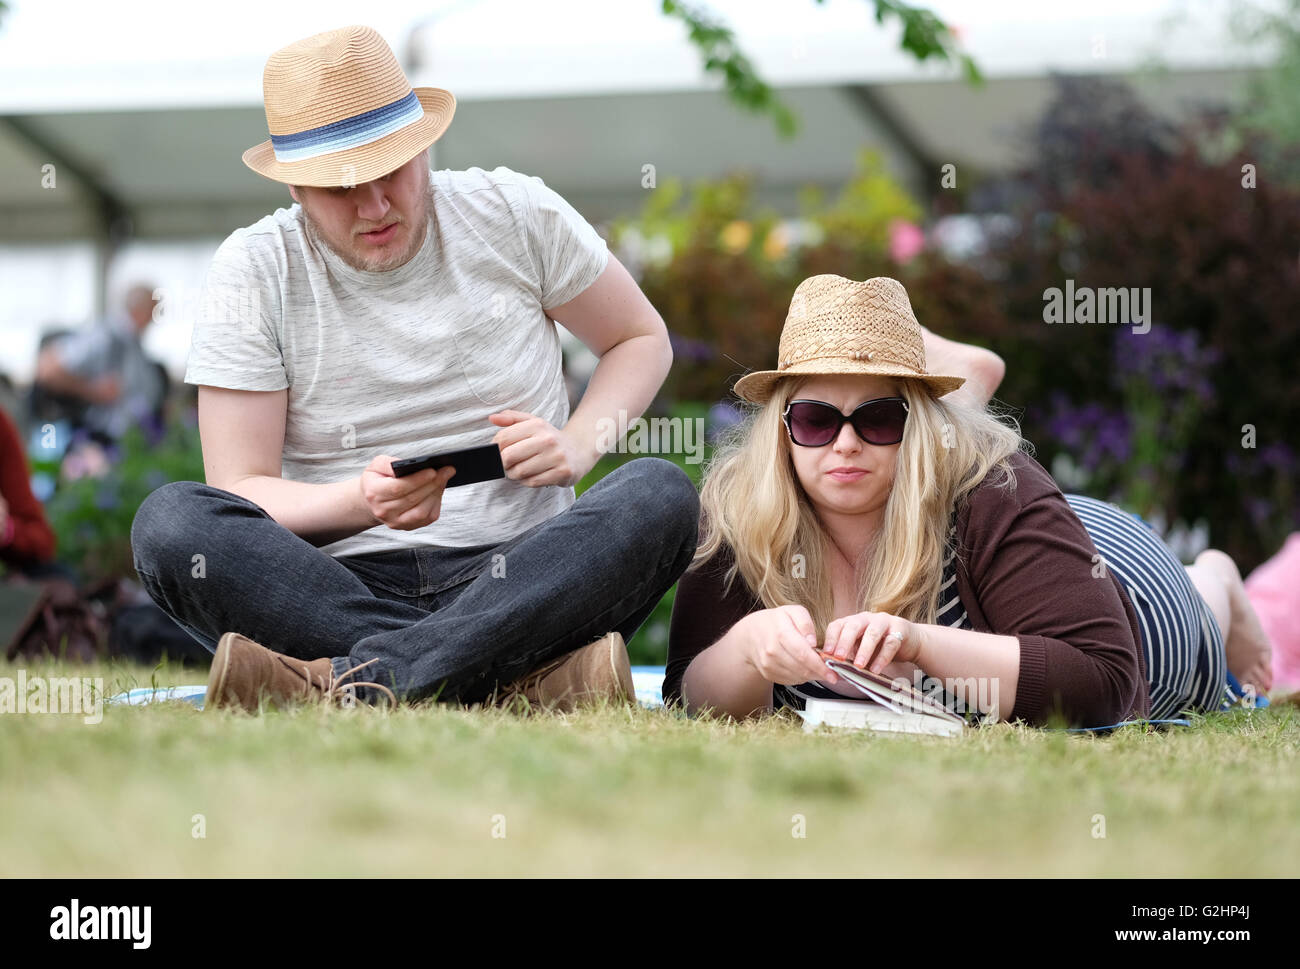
[{"xmin": 390, "ymin": 443, "xmax": 506, "ymax": 487}]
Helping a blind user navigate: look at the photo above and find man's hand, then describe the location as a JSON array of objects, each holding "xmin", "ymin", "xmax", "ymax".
[
  {"xmin": 88, "ymin": 375, "xmax": 122, "ymax": 405},
  {"xmin": 359, "ymin": 455, "xmax": 456, "ymax": 530},
  {"xmin": 489, "ymin": 410, "xmax": 593, "ymax": 487}
]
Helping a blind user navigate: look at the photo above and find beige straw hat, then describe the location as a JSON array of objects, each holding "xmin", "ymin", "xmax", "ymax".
[
  {"xmin": 243, "ymin": 25, "xmax": 456, "ymax": 188},
  {"xmin": 732, "ymin": 274, "xmax": 966, "ymax": 404}
]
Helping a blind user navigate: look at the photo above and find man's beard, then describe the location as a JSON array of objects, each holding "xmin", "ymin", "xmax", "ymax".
[{"xmin": 301, "ymin": 180, "xmax": 433, "ymax": 273}]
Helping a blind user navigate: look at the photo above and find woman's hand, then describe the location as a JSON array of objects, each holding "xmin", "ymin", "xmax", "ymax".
[
  {"xmin": 823, "ymin": 611, "xmax": 922, "ymax": 675},
  {"xmin": 740, "ymin": 605, "xmax": 839, "ymax": 687}
]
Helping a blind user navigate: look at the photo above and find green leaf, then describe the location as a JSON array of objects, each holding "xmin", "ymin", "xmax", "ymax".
[{"xmin": 663, "ymin": 0, "xmax": 980, "ymax": 139}]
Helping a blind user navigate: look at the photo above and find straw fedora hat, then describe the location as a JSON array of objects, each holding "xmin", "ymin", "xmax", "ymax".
[
  {"xmin": 732, "ymin": 275, "xmax": 966, "ymax": 404},
  {"xmin": 243, "ymin": 25, "xmax": 456, "ymax": 188}
]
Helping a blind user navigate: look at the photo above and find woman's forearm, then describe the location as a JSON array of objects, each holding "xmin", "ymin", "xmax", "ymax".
[
  {"xmin": 920, "ymin": 326, "xmax": 1005, "ymax": 409},
  {"xmin": 914, "ymin": 624, "xmax": 1020, "ymax": 719},
  {"xmin": 680, "ymin": 620, "xmax": 773, "ymax": 720}
]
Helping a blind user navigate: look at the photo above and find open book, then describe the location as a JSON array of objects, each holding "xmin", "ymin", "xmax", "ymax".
[{"xmin": 795, "ymin": 658, "xmax": 966, "ymax": 737}]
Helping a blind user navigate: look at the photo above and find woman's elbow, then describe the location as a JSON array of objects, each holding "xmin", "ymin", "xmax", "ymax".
[
  {"xmin": 1076, "ymin": 658, "xmax": 1144, "ymax": 728},
  {"xmin": 971, "ymin": 348, "xmax": 1005, "ymax": 401}
]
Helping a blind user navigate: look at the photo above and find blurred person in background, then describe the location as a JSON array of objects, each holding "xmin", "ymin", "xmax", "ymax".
[
  {"xmin": 0, "ymin": 404, "xmax": 65, "ymax": 581},
  {"xmin": 33, "ymin": 283, "xmax": 167, "ymax": 446}
]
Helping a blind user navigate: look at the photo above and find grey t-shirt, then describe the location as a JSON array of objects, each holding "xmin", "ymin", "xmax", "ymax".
[{"xmin": 184, "ymin": 165, "xmax": 609, "ymax": 557}]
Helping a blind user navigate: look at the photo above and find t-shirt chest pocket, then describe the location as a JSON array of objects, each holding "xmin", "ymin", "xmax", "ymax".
[{"xmin": 446, "ymin": 288, "xmax": 552, "ymax": 407}]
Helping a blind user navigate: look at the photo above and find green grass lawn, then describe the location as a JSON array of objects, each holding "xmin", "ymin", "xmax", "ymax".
[{"xmin": 2, "ymin": 657, "xmax": 1297, "ymax": 877}]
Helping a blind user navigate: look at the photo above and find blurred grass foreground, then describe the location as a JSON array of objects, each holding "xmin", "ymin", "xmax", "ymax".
[{"xmin": 1, "ymin": 658, "xmax": 1296, "ymax": 877}]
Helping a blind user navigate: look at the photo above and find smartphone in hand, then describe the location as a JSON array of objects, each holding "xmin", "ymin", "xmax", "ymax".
[{"xmin": 390, "ymin": 443, "xmax": 506, "ymax": 487}]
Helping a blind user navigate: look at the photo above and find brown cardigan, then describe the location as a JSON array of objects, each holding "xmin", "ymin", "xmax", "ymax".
[{"xmin": 665, "ymin": 450, "xmax": 1151, "ymax": 728}]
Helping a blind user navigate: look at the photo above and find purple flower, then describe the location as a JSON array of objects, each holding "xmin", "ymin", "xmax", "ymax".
[
  {"xmin": 1095, "ymin": 418, "xmax": 1132, "ymax": 464},
  {"xmin": 707, "ymin": 401, "xmax": 746, "ymax": 443},
  {"xmin": 1258, "ymin": 443, "xmax": 1297, "ymax": 473},
  {"xmin": 1114, "ymin": 324, "xmax": 1218, "ymax": 403},
  {"xmin": 669, "ymin": 332, "xmax": 715, "ymax": 363},
  {"xmin": 1045, "ymin": 394, "xmax": 1130, "ymax": 474},
  {"xmin": 141, "ymin": 410, "xmax": 167, "ymax": 447},
  {"xmin": 1247, "ymin": 497, "xmax": 1273, "ymax": 527}
]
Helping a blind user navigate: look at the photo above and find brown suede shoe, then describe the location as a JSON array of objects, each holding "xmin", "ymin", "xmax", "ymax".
[
  {"xmin": 494, "ymin": 631, "xmax": 634, "ymax": 714},
  {"xmin": 205, "ymin": 632, "xmax": 395, "ymax": 713}
]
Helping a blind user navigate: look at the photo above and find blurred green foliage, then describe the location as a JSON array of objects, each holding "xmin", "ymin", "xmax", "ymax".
[
  {"xmin": 575, "ymin": 401, "xmax": 711, "ymax": 665},
  {"xmin": 1230, "ymin": 0, "xmax": 1300, "ymax": 184},
  {"xmin": 614, "ymin": 148, "xmax": 975, "ymax": 409},
  {"xmin": 43, "ymin": 416, "xmax": 204, "ymax": 584}
]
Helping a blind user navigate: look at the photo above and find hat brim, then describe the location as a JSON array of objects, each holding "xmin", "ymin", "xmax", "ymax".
[
  {"xmin": 733, "ymin": 360, "xmax": 966, "ymax": 405},
  {"xmin": 242, "ymin": 88, "xmax": 456, "ymax": 187}
]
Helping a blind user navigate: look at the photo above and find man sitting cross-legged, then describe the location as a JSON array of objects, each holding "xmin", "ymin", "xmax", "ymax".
[{"xmin": 129, "ymin": 25, "xmax": 699, "ymax": 713}]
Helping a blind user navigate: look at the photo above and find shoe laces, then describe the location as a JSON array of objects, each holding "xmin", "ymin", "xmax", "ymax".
[
  {"xmin": 491, "ymin": 654, "xmax": 568, "ymax": 707},
  {"xmin": 321, "ymin": 657, "xmax": 398, "ymax": 709}
]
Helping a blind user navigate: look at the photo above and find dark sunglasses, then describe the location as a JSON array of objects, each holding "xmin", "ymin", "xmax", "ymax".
[{"xmin": 782, "ymin": 397, "xmax": 909, "ymax": 447}]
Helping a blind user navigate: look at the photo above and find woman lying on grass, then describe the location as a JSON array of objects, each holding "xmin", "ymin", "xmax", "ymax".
[{"xmin": 664, "ymin": 274, "xmax": 1273, "ymax": 727}]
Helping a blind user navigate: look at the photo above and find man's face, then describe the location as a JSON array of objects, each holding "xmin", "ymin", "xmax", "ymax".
[
  {"xmin": 126, "ymin": 292, "xmax": 159, "ymax": 331},
  {"xmin": 290, "ymin": 151, "xmax": 430, "ymax": 273}
]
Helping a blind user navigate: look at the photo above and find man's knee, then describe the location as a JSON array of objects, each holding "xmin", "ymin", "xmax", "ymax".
[
  {"xmin": 615, "ymin": 457, "xmax": 700, "ymax": 551},
  {"xmin": 130, "ymin": 480, "xmax": 217, "ymax": 574}
]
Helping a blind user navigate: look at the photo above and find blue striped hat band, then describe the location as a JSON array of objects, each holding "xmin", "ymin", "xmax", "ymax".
[{"xmin": 270, "ymin": 91, "xmax": 424, "ymax": 163}]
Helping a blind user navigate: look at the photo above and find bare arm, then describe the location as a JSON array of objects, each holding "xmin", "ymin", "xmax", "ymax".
[
  {"xmin": 913, "ymin": 624, "xmax": 1020, "ymax": 719},
  {"xmin": 681, "ymin": 607, "xmax": 835, "ymax": 720},
  {"xmin": 545, "ymin": 253, "xmax": 673, "ymax": 474},
  {"xmin": 681, "ymin": 621, "xmax": 775, "ymax": 720},
  {"xmin": 198, "ymin": 386, "xmax": 455, "ymax": 547},
  {"xmin": 197, "ymin": 385, "xmax": 378, "ymax": 547},
  {"xmin": 921, "ymin": 326, "xmax": 1005, "ymax": 409}
]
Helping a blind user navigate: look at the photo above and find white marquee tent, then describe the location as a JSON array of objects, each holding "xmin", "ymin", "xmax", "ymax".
[{"xmin": 0, "ymin": 0, "xmax": 1269, "ymax": 383}]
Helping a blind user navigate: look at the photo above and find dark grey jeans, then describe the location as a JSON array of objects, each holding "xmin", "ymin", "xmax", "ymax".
[{"xmin": 129, "ymin": 457, "xmax": 699, "ymax": 704}]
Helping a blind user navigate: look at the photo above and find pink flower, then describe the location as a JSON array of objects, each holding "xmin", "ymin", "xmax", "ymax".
[
  {"xmin": 61, "ymin": 441, "xmax": 111, "ymax": 481},
  {"xmin": 888, "ymin": 219, "xmax": 925, "ymax": 264}
]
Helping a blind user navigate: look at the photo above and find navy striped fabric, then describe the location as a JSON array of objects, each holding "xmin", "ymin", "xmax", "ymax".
[
  {"xmin": 934, "ymin": 515, "xmax": 969, "ymax": 630},
  {"xmin": 1063, "ymin": 494, "xmax": 1233, "ymax": 718},
  {"xmin": 937, "ymin": 497, "xmax": 1235, "ymax": 718}
]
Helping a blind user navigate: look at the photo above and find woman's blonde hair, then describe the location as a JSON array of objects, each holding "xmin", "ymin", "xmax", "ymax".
[{"xmin": 693, "ymin": 376, "xmax": 1029, "ymax": 634}]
